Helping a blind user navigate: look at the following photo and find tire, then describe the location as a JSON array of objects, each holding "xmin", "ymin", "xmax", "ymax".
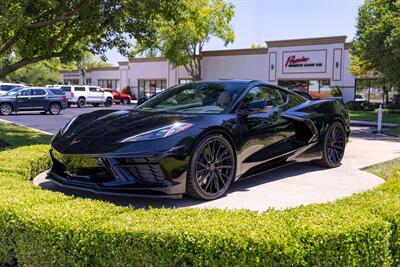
[
  {"xmin": 122, "ymin": 98, "xmax": 130, "ymax": 105},
  {"xmin": 104, "ymin": 98, "xmax": 113, "ymax": 107},
  {"xmin": 77, "ymin": 98, "xmax": 86, "ymax": 108},
  {"xmin": 317, "ymin": 121, "xmax": 346, "ymax": 168},
  {"xmin": 48, "ymin": 103, "xmax": 61, "ymax": 115},
  {"xmin": 186, "ymin": 134, "xmax": 236, "ymax": 200},
  {"xmin": 92, "ymin": 103, "xmax": 100, "ymax": 107},
  {"xmin": 0, "ymin": 103, "xmax": 13, "ymax": 116}
]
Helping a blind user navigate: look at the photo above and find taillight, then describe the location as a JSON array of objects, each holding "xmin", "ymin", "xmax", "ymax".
[
  {"xmin": 71, "ymin": 92, "xmax": 74, "ymax": 97},
  {"xmin": 62, "ymin": 96, "xmax": 67, "ymax": 101}
]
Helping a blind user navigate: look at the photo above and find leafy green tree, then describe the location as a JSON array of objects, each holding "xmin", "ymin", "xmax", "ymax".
[
  {"xmin": 134, "ymin": 0, "xmax": 235, "ymax": 81},
  {"xmin": 73, "ymin": 52, "xmax": 112, "ymax": 84},
  {"xmin": 5, "ymin": 59, "xmax": 62, "ymax": 86},
  {"xmin": 351, "ymin": 0, "xmax": 400, "ymax": 88},
  {"xmin": 0, "ymin": 0, "xmax": 181, "ymax": 79},
  {"xmin": 250, "ymin": 44, "xmax": 265, "ymax": 48}
]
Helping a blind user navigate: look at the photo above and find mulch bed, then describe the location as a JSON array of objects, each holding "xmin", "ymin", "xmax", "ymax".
[{"xmin": 0, "ymin": 139, "xmax": 12, "ymax": 149}]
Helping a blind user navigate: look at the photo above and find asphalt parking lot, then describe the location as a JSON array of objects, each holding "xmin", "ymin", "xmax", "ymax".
[{"xmin": 0, "ymin": 104, "xmax": 134, "ymax": 134}]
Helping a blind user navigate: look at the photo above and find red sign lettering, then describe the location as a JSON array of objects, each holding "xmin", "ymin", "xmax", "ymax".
[{"xmin": 285, "ymin": 55, "xmax": 310, "ymax": 67}]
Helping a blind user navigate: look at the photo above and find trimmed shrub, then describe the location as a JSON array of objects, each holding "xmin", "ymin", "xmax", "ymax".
[{"xmin": 0, "ymin": 145, "xmax": 399, "ymax": 265}]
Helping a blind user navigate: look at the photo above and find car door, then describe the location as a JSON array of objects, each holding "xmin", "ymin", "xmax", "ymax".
[
  {"xmin": 16, "ymin": 89, "xmax": 33, "ymax": 110},
  {"xmin": 96, "ymin": 87, "xmax": 105, "ymax": 102},
  {"xmin": 238, "ymin": 85, "xmax": 297, "ymax": 175},
  {"xmin": 88, "ymin": 87, "xmax": 99, "ymax": 102},
  {"xmin": 30, "ymin": 89, "xmax": 48, "ymax": 110}
]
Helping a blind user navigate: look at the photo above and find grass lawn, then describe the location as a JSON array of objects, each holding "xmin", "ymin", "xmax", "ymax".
[
  {"xmin": 349, "ymin": 110, "xmax": 400, "ymax": 137},
  {"xmin": 365, "ymin": 157, "xmax": 400, "ymax": 180},
  {"xmin": 349, "ymin": 110, "xmax": 400, "ymax": 124},
  {"xmin": 0, "ymin": 121, "xmax": 52, "ymax": 147}
]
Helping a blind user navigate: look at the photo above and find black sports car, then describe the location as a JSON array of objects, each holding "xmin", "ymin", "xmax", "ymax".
[{"xmin": 48, "ymin": 80, "xmax": 350, "ymax": 200}]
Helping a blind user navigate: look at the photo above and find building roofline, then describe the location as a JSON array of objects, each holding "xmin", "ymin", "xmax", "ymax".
[
  {"xmin": 130, "ymin": 57, "xmax": 167, "ymax": 63},
  {"xmin": 266, "ymin": 36, "xmax": 347, "ymax": 47},
  {"xmin": 344, "ymin": 42, "xmax": 352, "ymax": 50},
  {"xmin": 60, "ymin": 70, "xmax": 79, "ymax": 74},
  {"xmin": 86, "ymin": 66, "xmax": 119, "ymax": 71},
  {"xmin": 202, "ymin": 48, "xmax": 268, "ymax": 57}
]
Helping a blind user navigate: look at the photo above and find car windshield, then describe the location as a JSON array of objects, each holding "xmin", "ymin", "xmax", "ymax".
[
  {"xmin": 3, "ymin": 88, "xmax": 22, "ymax": 96},
  {"xmin": 137, "ymin": 82, "xmax": 246, "ymax": 114}
]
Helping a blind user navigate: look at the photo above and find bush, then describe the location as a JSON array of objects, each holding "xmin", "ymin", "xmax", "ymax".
[
  {"xmin": 331, "ymin": 86, "xmax": 342, "ymax": 97},
  {"xmin": 0, "ymin": 145, "xmax": 399, "ymax": 265},
  {"xmin": 122, "ymin": 85, "xmax": 132, "ymax": 96}
]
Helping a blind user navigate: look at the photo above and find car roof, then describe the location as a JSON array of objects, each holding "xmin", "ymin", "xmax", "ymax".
[{"xmin": 189, "ymin": 79, "xmax": 279, "ymax": 87}]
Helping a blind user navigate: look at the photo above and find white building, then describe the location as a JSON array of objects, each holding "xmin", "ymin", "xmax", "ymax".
[{"xmin": 60, "ymin": 36, "xmax": 357, "ymax": 102}]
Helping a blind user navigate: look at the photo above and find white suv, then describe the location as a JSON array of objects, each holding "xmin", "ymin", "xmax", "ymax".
[{"xmin": 59, "ymin": 85, "xmax": 113, "ymax": 108}]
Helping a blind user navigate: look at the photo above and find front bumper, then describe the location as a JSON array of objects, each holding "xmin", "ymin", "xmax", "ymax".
[{"xmin": 47, "ymin": 148, "xmax": 186, "ymax": 198}]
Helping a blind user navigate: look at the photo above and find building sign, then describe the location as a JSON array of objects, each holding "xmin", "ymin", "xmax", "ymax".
[{"xmin": 282, "ymin": 50, "xmax": 327, "ymax": 74}]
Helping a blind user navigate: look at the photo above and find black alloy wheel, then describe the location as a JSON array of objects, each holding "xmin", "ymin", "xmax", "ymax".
[
  {"xmin": 49, "ymin": 103, "xmax": 61, "ymax": 115},
  {"xmin": 187, "ymin": 134, "xmax": 235, "ymax": 200},
  {"xmin": 0, "ymin": 103, "xmax": 12, "ymax": 116},
  {"xmin": 318, "ymin": 121, "xmax": 346, "ymax": 168},
  {"xmin": 105, "ymin": 98, "xmax": 113, "ymax": 107},
  {"xmin": 77, "ymin": 98, "xmax": 86, "ymax": 108}
]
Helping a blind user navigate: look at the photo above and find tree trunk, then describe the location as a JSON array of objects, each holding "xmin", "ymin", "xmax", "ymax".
[{"xmin": 0, "ymin": 52, "xmax": 63, "ymax": 79}]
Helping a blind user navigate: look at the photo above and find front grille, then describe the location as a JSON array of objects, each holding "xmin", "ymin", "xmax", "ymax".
[
  {"xmin": 51, "ymin": 149, "xmax": 167, "ymax": 186},
  {"xmin": 116, "ymin": 157, "xmax": 166, "ymax": 185},
  {"xmin": 51, "ymin": 149, "xmax": 113, "ymax": 183}
]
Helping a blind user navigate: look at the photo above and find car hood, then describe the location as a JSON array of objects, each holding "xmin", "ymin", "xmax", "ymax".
[{"xmin": 59, "ymin": 109, "xmax": 197, "ymax": 141}]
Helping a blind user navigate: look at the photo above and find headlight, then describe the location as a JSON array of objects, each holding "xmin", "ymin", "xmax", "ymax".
[
  {"xmin": 60, "ymin": 116, "xmax": 77, "ymax": 135},
  {"xmin": 120, "ymin": 122, "xmax": 194, "ymax": 143}
]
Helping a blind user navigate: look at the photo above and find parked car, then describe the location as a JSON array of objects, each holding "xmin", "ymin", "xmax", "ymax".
[
  {"xmin": 346, "ymin": 100, "xmax": 376, "ymax": 111},
  {"xmin": 355, "ymin": 94, "xmax": 365, "ymax": 101},
  {"xmin": 102, "ymin": 88, "xmax": 132, "ymax": 105},
  {"xmin": 0, "ymin": 83, "xmax": 25, "ymax": 96},
  {"xmin": 0, "ymin": 87, "xmax": 68, "ymax": 115},
  {"xmin": 59, "ymin": 85, "xmax": 113, "ymax": 108},
  {"xmin": 48, "ymin": 80, "xmax": 350, "ymax": 200}
]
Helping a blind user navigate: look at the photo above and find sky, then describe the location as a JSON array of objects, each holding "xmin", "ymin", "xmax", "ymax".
[{"xmin": 104, "ymin": 0, "xmax": 364, "ymax": 65}]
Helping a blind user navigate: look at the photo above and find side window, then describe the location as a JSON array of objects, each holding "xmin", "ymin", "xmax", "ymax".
[
  {"xmin": 61, "ymin": 86, "xmax": 71, "ymax": 92},
  {"xmin": 20, "ymin": 89, "xmax": 32, "ymax": 96},
  {"xmin": 74, "ymin": 87, "xmax": 86, "ymax": 92},
  {"xmin": 89, "ymin": 87, "xmax": 97, "ymax": 92},
  {"xmin": 241, "ymin": 86, "xmax": 284, "ymax": 109},
  {"xmin": 32, "ymin": 89, "xmax": 46, "ymax": 96}
]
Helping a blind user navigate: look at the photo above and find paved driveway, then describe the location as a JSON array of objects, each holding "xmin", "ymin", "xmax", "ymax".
[
  {"xmin": 0, "ymin": 104, "xmax": 133, "ymax": 134},
  {"xmin": 33, "ymin": 126, "xmax": 400, "ymax": 211}
]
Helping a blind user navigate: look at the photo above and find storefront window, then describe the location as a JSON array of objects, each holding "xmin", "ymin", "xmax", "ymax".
[
  {"xmin": 179, "ymin": 79, "xmax": 192, "ymax": 84},
  {"xmin": 355, "ymin": 79, "xmax": 395, "ymax": 104},
  {"xmin": 98, "ymin": 79, "xmax": 119, "ymax": 89},
  {"xmin": 138, "ymin": 79, "xmax": 167, "ymax": 98},
  {"xmin": 278, "ymin": 79, "xmax": 330, "ymax": 93}
]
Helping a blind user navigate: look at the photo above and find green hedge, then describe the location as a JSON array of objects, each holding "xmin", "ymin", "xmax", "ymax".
[{"xmin": 0, "ymin": 145, "xmax": 399, "ymax": 266}]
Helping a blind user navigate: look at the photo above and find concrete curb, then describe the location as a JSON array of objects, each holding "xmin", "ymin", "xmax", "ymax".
[{"xmin": 350, "ymin": 120, "xmax": 398, "ymax": 128}]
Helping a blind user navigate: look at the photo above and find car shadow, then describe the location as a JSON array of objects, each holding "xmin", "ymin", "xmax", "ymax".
[
  {"xmin": 350, "ymin": 126, "xmax": 400, "ymax": 143},
  {"xmin": 36, "ymin": 162, "xmax": 326, "ymax": 209}
]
